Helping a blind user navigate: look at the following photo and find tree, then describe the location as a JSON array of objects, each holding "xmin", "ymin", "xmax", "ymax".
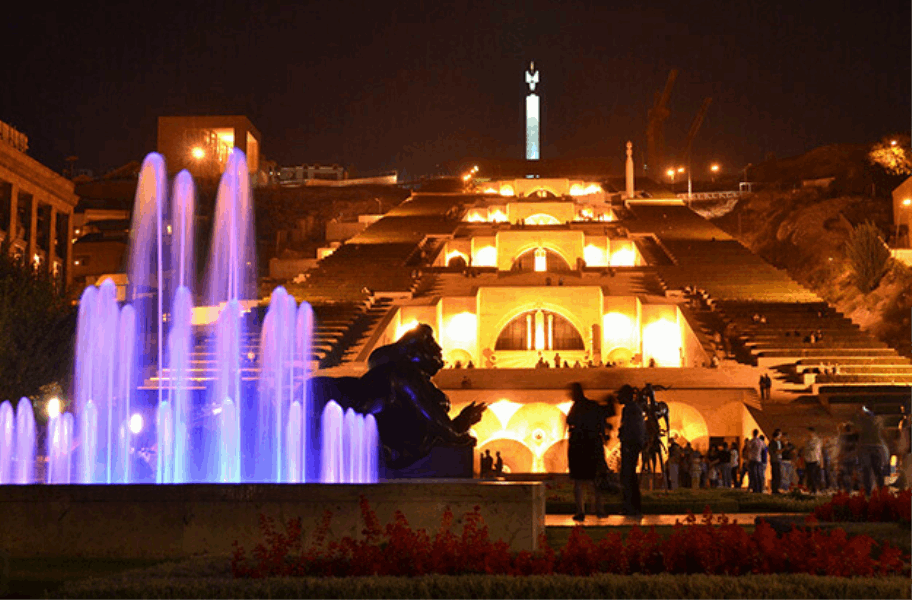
[
  {"xmin": 846, "ymin": 221, "xmax": 891, "ymax": 294},
  {"xmin": 868, "ymin": 134, "xmax": 912, "ymax": 176},
  {"xmin": 0, "ymin": 244, "xmax": 76, "ymax": 404}
]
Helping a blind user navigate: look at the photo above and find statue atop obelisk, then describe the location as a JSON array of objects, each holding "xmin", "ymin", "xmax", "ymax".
[{"xmin": 525, "ymin": 62, "xmax": 540, "ymax": 161}]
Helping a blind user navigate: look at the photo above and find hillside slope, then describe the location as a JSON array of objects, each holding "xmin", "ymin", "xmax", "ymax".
[{"xmin": 710, "ymin": 188, "xmax": 912, "ymax": 356}]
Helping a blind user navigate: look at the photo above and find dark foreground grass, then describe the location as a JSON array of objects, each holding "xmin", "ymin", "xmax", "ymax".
[
  {"xmin": 3, "ymin": 557, "xmax": 165, "ymax": 599},
  {"xmin": 55, "ymin": 557, "xmax": 911, "ymax": 600}
]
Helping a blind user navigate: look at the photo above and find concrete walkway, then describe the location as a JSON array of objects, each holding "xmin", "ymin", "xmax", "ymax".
[{"xmin": 546, "ymin": 512, "xmax": 804, "ymax": 527}]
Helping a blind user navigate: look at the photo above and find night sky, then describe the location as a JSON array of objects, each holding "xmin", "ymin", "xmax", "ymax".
[{"xmin": 5, "ymin": 0, "xmax": 910, "ymax": 179}]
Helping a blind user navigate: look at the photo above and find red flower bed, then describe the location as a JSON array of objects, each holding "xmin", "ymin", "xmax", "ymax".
[
  {"xmin": 814, "ymin": 488, "xmax": 911, "ymax": 524},
  {"xmin": 232, "ymin": 498, "xmax": 908, "ymax": 579}
]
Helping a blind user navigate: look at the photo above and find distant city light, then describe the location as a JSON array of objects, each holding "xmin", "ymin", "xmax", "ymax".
[
  {"xmin": 891, "ymin": 140, "xmax": 898, "ymax": 146},
  {"xmin": 666, "ymin": 168, "xmax": 675, "ymax": 179},
  {"xmin": 710, "ymin": 164, "xmax": 720, "ymax": 172},
  {"xmin": 677, "ymin": 167, "xmax": 685, "ymax": 173},
  {"xmin": 129, "ymin": 413, "xmax": 144, "ymax": 434},
  {"xmin": 191, "ymin": 146, "xmax": 206, "ymax": 160},
  {"xmin": 46, "ymin": 397, "xmax": 61, "ymax": 419}
]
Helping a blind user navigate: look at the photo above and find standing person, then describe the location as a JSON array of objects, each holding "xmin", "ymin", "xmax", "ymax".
[
  {"xmin": 855, "ymin": 406, "xmax": 888, "ymax": 494},
  {"xmin": 719, "ymin": 441, "xmax": 732, "ymax": 489},
  {"xmin": 618, "ymin": 384, "xmax": 645, "ymax": 517},
  {"xmin": 480, "ymin": 450, "xmax": 493, "ymax": 477},
  {"xmin": 897, "ymin": 404, "xmax": 911, "ymax": 488},
  {"xmin": 837, "ymin": 422, "xmax": 859, "ymax": 492},
  {"xmin": 759, "ymin": 435, "xmax": 769, "ymax": 492},
  {"xmin": 566, "ymin": 382, "xmax": 612, "ymax": 521},
  {"xmin": 681, "ymin": 442, "xmax": 693, "ymax": 488},
  {"xmin": 804, "ymin": 427, "xmax": 823, "ymax": 494},
  {"xmin": 740, "ymin": 437, "xmax": 753, "ymax": 489},
  {"xmin": 780, "ymin": 434, "xmax": 794, "ymax": 492},
  {"xmin": 690, "ymin": 445, "xmax": 703, "ymax": 489},
  {"xmin": 769, "ymin": 429, "xmax": 783, "ymax": 494},
  {"xmin": 728, "ymin": 441, "xmax": 739, "ymax": 488},
  {"xmin": 494, "ymin": 451, "xmax": 504, "ymax": 476},
  {"xmin": 667, "ymin": 437, "xmax": 682, "ymax": 490},
  {"xmin": 745, "ymin": 430, "xmax": 762, "ymax": 493}
]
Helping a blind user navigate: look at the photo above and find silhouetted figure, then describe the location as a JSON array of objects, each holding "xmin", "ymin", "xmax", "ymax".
[
  {"xmin": 566, "ymin": 382, "xmax": 615, "ymax": 521},
  {"xmin": 618, "ymin": 384, "xmax": 645, "ymax": 517},
  {"xmin": 480, "ymin": 449, "xmax": 493, "ymax": 477},
  {"xmin": 494, "ymin": 451, "xmax": 504, "ymax": 476}
]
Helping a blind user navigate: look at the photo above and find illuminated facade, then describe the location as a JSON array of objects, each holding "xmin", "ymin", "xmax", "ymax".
[
  {"xmin": 0, "ymin": 121, "xmax": 78, "ymax": 287},
  {"xmin": 299, "ymin": 189, "xmax": 769, "ymax": 475},
  {"xmin": 157, "ymin": 115, "xmax": 261, "ymax": 180},
  {"xmin": 298, "ymin": 166, "xmax": 906, "ymax": 476},
  {"xmin": 525, "ymin": 63, "xmax": 540, "ymax": 161}
]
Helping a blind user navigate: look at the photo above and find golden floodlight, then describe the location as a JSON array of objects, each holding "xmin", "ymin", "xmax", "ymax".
[
  {"xmin": 903, "ymin": 198, "xmax": 911, "ymax": 206},
  {"xmin": 710, "ymin": 164, "xmax": 720, "ymax": 172},
  {"xmin": 191, "ymin": 146, "xmax": 206, "ymax": 160}
]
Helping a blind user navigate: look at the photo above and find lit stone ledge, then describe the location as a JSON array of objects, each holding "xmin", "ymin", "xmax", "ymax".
[{"xmin": 0, "ymin": 481, "xmax": 545, "ymax": 558}]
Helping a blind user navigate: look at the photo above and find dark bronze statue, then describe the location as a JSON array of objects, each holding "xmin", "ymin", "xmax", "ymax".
[{"xmin": 310, "ymin": 324, "xmax": 486, "ymax": 470}]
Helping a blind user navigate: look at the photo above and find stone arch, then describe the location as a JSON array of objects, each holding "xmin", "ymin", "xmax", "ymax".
[
  {"xmin": 542, "ymin": 439, "xmax": 569, "ymax": 473},
  {"xmin": 490, "ymin": 302, "xmax": 589, "ymax": 355},
  {"xmin": 509, "ymin": 241, "xmax": 573, "ymax": 272},
  {"xmin": 665, "ymin": 401, "xmax": 709, "ymax": 450},
  {"xmin": 478, "ymin": 438, "xmax": 533, "ymax": 474},
  {"xmin": 524, "ymin": 213, "xmax": 561, "ymax": 226},
  {"xmin": 446, "ymin": 348, "xmax": 473, "ymax": 367},
  {"xmin": 528, "ymin": 187, "xmax": 559, "ymax": 198},
  {"xmin": 605, "ymin": 346, "xmax": 636, "ymax": 366},
  {"xmin": 511, "ymin": 247, "xmax": 572, "ymax": 272}
]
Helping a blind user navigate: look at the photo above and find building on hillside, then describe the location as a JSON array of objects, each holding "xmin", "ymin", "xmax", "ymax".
[
  {"xmin": 287, "ymin": 178, "xmax": 912, "ymax": 476},
  {"xmin": 157, "ymin": 115, "xmax": 262, "ymax": 182},
  {"xmin": 0, "ymin": 121, "xmax": 78, "ymax": 287}
]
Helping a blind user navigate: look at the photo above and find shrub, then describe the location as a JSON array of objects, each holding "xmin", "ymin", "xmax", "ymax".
[
  {"xmin": 846, "ymin": 220, "xmax": 891, "ymax": 293},
  {"xmin": 232, "ymin": 499, "xmax": 909, "ymax": 579},
  {"xmin": 814, "ymin": 488, "xmax": 912, "ymax": 524}
]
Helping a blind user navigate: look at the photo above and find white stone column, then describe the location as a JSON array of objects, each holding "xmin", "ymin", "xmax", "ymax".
[{"xmin": 28, "ymin": 193, "xmax": 37, "ymax": 264}]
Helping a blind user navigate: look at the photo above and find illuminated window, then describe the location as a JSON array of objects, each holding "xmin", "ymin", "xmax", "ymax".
[
  {"xmin": 534, "ymin": 248, "xmax": 547, "ymax": 272},
  {"xmin": 495, "ymin": 310, "xmax": 584, "ymax": 351}
]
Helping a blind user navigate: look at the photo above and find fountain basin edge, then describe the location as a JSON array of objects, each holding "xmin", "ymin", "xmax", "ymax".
[{"xmin": 0, "ymin": 481, "xmax": 545, "ymax": 558}]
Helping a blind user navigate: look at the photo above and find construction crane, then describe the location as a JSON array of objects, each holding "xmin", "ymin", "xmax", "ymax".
[
  {"xmin": 646, "ymin": 69, "xmax": 678, "ymax": 175},
  {"xmin": 682, "ymin": 97, "xmax": 713, "ymax": 198}
]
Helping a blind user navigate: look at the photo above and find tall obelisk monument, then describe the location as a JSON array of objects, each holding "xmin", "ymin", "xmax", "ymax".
[
  {"xmin": 525, "ymin": 62, "xmax": 540, "ymax": 160},
  {"xmin": 625, "ymin": 141, "xmax": 635, "ymax": 198}
]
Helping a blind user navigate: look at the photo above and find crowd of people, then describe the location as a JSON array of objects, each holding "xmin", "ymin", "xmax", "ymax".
[
  {"xmin": 479, "ymin": 381, "xmax": 910, "ymax": 522},
  {"xmin": 664, "ymin": 405, "xmax": 905, "ymax": 494}
]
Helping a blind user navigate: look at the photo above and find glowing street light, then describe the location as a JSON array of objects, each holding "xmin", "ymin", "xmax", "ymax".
[
  {"xmin": 710, "ymin": 163, "xmax": 720, "ymax": 183},
  {"xmin": 666, "ymin": 168, "xmax": 675, "ymax": 182},
  {"xmin": 191, "ymin": 146, "xmax": 206, "ymax": 160}
]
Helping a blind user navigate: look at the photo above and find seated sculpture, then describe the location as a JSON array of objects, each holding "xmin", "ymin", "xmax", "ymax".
[{"xmin": 310, "ymin": 324, "xmax": 486, "ymax": 470}]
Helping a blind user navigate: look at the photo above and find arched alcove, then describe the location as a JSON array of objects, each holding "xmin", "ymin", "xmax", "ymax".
[
  {"xmin": 495, "ymin": 310, "xmax": 584, "ymax": 351},
  {"xmin": 511, "ymin": 247, "xmax": 571, "ymax": 272}
]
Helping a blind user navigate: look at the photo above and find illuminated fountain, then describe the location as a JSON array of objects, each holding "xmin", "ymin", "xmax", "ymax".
[{"xmin": 0, "ymin": 150, "xmax": 377, "ymax": 485}]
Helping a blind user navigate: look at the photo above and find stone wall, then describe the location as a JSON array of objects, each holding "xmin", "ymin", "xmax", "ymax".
[{"xmin": 0, "ymin": 481, "xmax": 545, "ymax": 558}]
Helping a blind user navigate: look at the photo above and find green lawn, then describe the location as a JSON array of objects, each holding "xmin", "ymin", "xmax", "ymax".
[{"xmin": 544, "ymin": 482, "xmax": 829, "ymax": 514}]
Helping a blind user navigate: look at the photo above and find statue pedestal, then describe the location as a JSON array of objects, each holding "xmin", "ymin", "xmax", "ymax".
[{"xmin": 381, "ymin": 445, "xmax": 474, "ymax": 479}]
